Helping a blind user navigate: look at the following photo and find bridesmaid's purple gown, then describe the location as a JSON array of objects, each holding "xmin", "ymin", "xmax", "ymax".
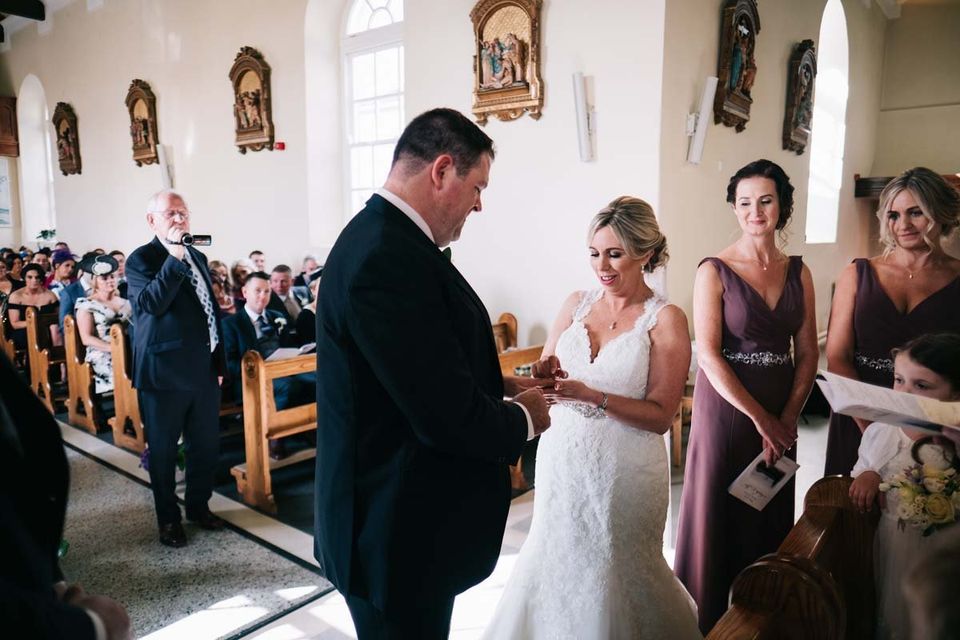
[
  {"xmin": 675, "ymin": 256, "xmax": 804, "ymax": 634},
  {"xmin": 823, "ymin": 258, "xmax": 960, "ymax": 476}
]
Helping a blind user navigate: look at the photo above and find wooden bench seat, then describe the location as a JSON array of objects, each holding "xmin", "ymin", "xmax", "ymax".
[
  {"xmin": 26, "ymin": 307, "xmax": 67, "ymax": 413},
  {"xmin": 708, "ymin": 476, "xmax": 879, "ymax": 639},
  {"xmin": 0, "ymin": 313, "xmax": 15, "ymax": 365},
  {"xmin": 63, "ymin": 314, "xmax": 107, "ymax": 434},
  {"xmin": 108, "ymin": 324, "xmax": 146, "ymax": 452},
  {"xmin": 230, "ymin": 351, "xmax": 317, "ymax": 513}
]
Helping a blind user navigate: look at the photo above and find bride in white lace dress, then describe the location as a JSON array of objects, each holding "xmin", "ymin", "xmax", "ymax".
[{"xmin": 484, "ymin": 197, "xmax": 702, "ymax": 639}]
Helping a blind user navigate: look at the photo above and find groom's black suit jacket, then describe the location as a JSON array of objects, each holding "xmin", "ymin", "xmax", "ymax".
[{"xmin": 314, "ymin": 194, "xmax": 528, "ymax": 612}]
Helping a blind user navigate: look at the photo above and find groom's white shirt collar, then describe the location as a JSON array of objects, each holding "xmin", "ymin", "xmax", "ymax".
[{"xmin": 376, "ymin": 188, "xmax": 436, "ymax": 245}]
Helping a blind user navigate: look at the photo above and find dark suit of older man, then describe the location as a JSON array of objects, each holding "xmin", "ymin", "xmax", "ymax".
[{"xmin": 126, "ymin": 190, "xmax": 225, "ymax": 547}]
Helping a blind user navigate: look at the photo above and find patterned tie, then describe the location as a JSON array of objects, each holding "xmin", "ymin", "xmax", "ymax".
[
  {"xmin": 184, "ymin": 258, "xmax": 218, "ymax": 351},
  {"xmin": 256, "ymin": 314, "xmax": 276, "ymax": 339}
]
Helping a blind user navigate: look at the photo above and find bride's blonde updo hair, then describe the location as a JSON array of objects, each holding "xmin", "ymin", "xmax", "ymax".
[{"xmin": 587, "ymin": 196, "xmax": 669, "ymax": 273}]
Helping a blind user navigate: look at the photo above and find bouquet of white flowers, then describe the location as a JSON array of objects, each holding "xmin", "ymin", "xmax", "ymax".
[{"xmin": 880, "ymin": 442, "xmax": 959, "ymax": 536}]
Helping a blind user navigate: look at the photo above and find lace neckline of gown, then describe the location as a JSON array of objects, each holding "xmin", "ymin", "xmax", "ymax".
[{"xmin": 577, "ymin": 289, "xmax": 661, "ymax": 364}]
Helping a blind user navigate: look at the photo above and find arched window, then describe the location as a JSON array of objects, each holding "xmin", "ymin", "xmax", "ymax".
[
  {"xmin": 16, "ymin": 74, "xmax": 57, "ymax": 244},
  {"xmin": 804, "ymin": 0, "xmax": 849, "ymax": 244},
  {"xmin": 342, "ymin": 0, "xmax": 404, "ymax": 215}
]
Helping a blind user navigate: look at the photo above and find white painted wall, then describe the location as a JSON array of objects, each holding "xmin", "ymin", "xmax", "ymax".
[
  {"xmin": 0, "ymin": 0, "xmax": 312, "ymax": 267},
  {"xmin": 873, "ymin": 1, "xmax": 960, "ymax": 175},
  {"xmin": 404, "ymin": 0, "xmax": 666, "ymax": 343},
  {"xmin": 0, "ymin": 0, "xmax": 667, "ymax": 343}
]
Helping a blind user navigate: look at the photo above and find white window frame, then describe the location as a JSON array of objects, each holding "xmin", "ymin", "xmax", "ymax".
[{"xmin": 341, "ymin": 15, "xmax": 404, "ymax": 220}]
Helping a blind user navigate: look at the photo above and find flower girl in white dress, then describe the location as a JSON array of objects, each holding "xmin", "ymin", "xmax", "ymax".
[
  {"xmin": 483, "ymin": 197, "xmax": 702, "ymax": 639},
  {"xmin": 848, "ymin": 333, "xmax": 960, "ymax": 640}
]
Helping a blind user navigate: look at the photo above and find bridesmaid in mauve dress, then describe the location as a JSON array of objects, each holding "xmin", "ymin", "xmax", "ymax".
[
  {"xmin": 675, "ymin": 160, "xmax": 818, "ymax": 634},
  {"xmin": 824, "ymin": 167, "xmax": 960, "ymax": 476}
]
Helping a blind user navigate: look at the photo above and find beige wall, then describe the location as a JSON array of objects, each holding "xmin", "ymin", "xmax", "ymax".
[
  {"xmin": 0, "ymin": 0, "xmax": 314, "ymax": 268},
  {"xmin": 403, "ymin": 0, "xmax": 666, "ymax": 343},
  {"xmin": 659, "ymin": 0, "xmax": 888, "ymax": 334},
  {"xmin": 6, "ymin": 0, "xmax": 947, "ymax": 342},
  {"xmin": 0, "ymin": 0, "xmax": 669, "ymax": 342},
  {"xmin": 873, "ymin": 2, "xmax": 960, "ymax": 175}
]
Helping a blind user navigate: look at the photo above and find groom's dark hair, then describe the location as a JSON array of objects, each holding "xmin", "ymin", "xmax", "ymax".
[{"xmin": 391, "ymin": 108, "xmax": 495, "ymax": 177}]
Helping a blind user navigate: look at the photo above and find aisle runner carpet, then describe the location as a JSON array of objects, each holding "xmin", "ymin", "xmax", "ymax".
[{"xmin": 61, "ymin": 448, "xmax": 332, "ymax": 638}]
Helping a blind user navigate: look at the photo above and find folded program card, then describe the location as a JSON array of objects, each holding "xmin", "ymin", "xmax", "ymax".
[
  {"xmin": 728, "ymin": 451, "xmax": 799, "ymax": 511},
  {"xmin": 816, "ymin": 370, "xmax": 960, "ymax": 433}
]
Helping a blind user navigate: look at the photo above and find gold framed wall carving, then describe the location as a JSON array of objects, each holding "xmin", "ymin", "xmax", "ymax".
[
  {"xmin": 782, "ymin": 39, "xmax": 817, "ymax": 155},
  {"xmin": 125, "ymin": 79, "xmax": 159, "ymax": 166},
  {"xmin": 229, "ymin": 47, "xmax": 275, "ymax": 154},
  {"xmin": 52, "ymin": 102, "xmax": 81, "ymax": 176},
  {"xmin": 470, "ymin": 0, "xmax": 543, "ymax": 125},
  {"xmin": 714, "ymin": 0, "xmax": 761, "ymax": 132}
]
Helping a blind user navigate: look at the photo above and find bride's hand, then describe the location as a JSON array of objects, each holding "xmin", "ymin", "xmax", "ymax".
[
  {"xmin": 532, "ymin": 355, "xmax": 567, "ymax": 380},
  {"xmin": 543, "ymin": 378, "xmax": 592, "ymax": 405}
]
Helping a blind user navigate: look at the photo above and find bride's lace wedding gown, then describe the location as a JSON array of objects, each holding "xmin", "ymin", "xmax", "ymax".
[{"xmin": 483, "ymin": 290, "xmax": 702, "ymax": 639}]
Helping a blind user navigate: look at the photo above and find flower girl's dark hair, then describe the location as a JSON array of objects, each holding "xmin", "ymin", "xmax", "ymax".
[{"xmin": 892, "ymin": 333, "xmax": 960, "ymax": 393}]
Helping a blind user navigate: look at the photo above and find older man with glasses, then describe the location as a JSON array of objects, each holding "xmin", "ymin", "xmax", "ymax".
[{"xmin": 126, "ymin": 189, "xmax": 226, "ymax": 548}]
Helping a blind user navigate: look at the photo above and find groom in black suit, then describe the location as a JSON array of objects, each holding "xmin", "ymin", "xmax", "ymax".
[
  {"xmin": 126, "ymin": 189, "xmax": 226, "ymax": 548},
  {"xmin": 314, "ymin": 108, "xmax": 552, "ymax": 638}
]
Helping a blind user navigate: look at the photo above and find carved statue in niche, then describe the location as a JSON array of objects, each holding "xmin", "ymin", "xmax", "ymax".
[
  {"xmin": 229, "ymin": 47, "xmax": 274, "ymax": 153},
  {"xmin": 783, "ymin": 39, "xmax": 817, "ymax": 154},
  {"xmin": 52, "ymin": 102, "xmax": 81, "ymax": 175},
  {"xmin": 480, "ymin": 32, "xmax": 527, "ymax": 90},
  {"xmin": 124, "ymin": 79, "xmax": 159, "ymax": 166},
  {"xmin": 471, "ymin": 0, "xmax": 543, "ymax": 124},
  {"xmin": 714, "ymin": 0, "xmax": 761, "ymax": 132}
]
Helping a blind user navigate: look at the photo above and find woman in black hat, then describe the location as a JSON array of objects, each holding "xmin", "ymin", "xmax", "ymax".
[{"xmin": 74, "ymin": 255, "xmax": 132, "ymax": 393}]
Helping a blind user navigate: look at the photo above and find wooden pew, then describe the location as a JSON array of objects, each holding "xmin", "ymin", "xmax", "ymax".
[
  {"xmin": 498, "ymin": 344, "xmax": 544, "ymax": 491},
  {"xmin": 106, "ymin": 324, "xmax": 240, "ymax": 453},
  {"xmin": 498, "ymin": 344, "xmax": 544, "ymax": 378},
  {"xmin": 707, "ymin": 476, "xmax": 879, "ymax": 640},
  {"xmin": 26, "ymin": 307, "xmax": 67, "ymax": 413},
  {"xmin": 230, "ymin": 351, "xmax": 317, "ymax": 513},
  {"xmin": 63, "ymin": 314, "xmax": 103, "ymax": 434},
  {"xmin": 0, "ymin": 313, "xmax": 15, "ymax": 364},
  {"xmin": 492, "ymin": 312, "xmax": 518, "ymax": 353},
  {"xmin": 108, "ymin": 324, "xmax": 146, "ymax": 453},
  {"xmin": 670, "ymin": 388, "xmax": 694, "ymax": 468}
]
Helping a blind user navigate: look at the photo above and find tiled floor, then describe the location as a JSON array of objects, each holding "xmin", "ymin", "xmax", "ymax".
[{"xmin": 64, "ymin": 414, "xmax": 831, "ymax": 639}]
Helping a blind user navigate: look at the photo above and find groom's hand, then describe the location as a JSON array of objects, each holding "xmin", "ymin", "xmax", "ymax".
[{"xmin": 513, "ymin": 388, "xmax": 551, "ymax": 435}]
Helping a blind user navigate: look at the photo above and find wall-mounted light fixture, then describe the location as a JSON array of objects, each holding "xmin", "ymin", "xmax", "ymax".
[
  {"xmin": 573, "ymin": 72, "xmax": 595, "ymax": 162},
  {"xmin": 686, "ymin": 76, "xmax": 718, "ymax": 165}
]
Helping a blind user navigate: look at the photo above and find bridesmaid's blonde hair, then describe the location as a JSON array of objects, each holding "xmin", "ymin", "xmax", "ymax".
[
  {"xmin": 588, "ymin": 196, "xmax": 668, "ymax": 273},
  {"xmin": 876, "ymin": 167, "xmax": 960, "ymax": 255}
]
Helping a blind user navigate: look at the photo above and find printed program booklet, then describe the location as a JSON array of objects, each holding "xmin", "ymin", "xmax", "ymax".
[
  {"xmin": 815, "ymin": 370, "xmax": 960, "ymax": 434},
  {"xmin": 728, "ymin": 450, "xmax": 800, "ymax": 511}
]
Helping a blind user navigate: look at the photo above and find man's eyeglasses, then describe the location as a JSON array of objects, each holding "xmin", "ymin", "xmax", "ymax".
[{"xmin": 153, "ymin": 209, "xmax": 190, "ymax": 221}]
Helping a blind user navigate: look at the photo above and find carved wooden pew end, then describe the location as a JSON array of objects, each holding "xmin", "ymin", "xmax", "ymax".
[
  {"xmin": 25, "ymin": 307, "xmax": 67, "ymax": 414},
  {"xmin": 108, "ymin": 324, "xmax": 146, "ymax": 453},
  {"xmin": 230, "ymin": 350, "xmax": 317, "ymax": 513},
  {"xmin": 707, "ymin": 476, "xmax": 879, "ymax": 640}
]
